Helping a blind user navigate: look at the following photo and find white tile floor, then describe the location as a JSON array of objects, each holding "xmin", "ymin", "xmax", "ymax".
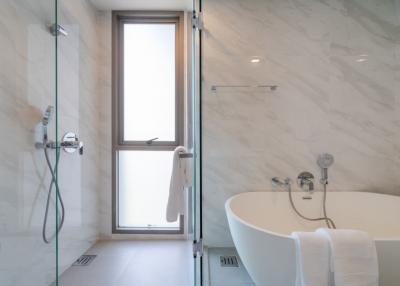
[
  {"xmin": 58, "ymin": 240, "xmax": 194, "ymax": 286},
  {"xmin": 207, "ymin": 248, "xmax": 255, "ymax": 286}
]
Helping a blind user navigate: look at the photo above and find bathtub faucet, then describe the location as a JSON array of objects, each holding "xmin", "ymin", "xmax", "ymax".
[
  {"xmin": 271, "ymin": 177, "xmax": 291, "ymax": 188},
  {"xmin": 297, "ymin": 172, "xmax": 314, "ymax": 192}
]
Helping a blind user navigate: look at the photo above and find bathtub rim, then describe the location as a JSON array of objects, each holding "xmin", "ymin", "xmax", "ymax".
[{"xmin": 225, "ymin": 191, "xmax": 400, "ymax": 242}]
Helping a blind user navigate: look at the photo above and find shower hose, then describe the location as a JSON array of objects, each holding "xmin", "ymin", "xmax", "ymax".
[
  {"xmin": 42, "ymin": 144, "xmax": 65, "ymax": 244},
  {"xmin": 287, "ymin": 183, "xmax": 336, "ymax": 229}
]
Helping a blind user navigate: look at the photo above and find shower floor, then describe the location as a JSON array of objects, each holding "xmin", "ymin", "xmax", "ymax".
[
  {"xmin": 206, "ymin": 248, "xmax": 255, "ymax": 286},
  {"xmin": 58, "ymin": 240, "xmax": 193, "ymax": 286}
]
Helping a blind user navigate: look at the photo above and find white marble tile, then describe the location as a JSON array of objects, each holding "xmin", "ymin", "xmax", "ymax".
[
  {"xmin": 58, "ymin": 240, "xmax": 193, "ymax": 286},
  {"xmin": 203, "ymin": 0, "xmax": 400, "ymax": 246}
]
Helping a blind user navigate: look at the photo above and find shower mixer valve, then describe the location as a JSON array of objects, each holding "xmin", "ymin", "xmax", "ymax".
[
  {"xmin": 36, "ymin": 132, "xmax": 84, "ymax": 155},
  {"xmin": 35, "ymin": 106, "xmax": 84, "ymax": 155},
  {"xmin": 60, "ymin": 132, "xmax": 84, "ymax": 155},
  {"xmin": 297, "ymin": 172, "xmax": 315, "ymax": 192}
]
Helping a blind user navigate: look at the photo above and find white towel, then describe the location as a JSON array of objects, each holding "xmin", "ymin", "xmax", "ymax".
[
  {"xmin": 317, "ymin": 228, "xmax": 379, "ymax": 286},
  {"xmin": 166, "ymin": 146, "xmax": 192, "ymax": 222},
  {"xmin": 292, "ymin": 231, "xmax": 332, "ymax": 286}
]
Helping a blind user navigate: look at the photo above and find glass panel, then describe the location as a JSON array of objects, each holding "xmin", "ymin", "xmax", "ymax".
[
  {"xmin": 0, "ymin": 0, "xmax": 58, "ymax": 285},
  {"xmin": 192, "ymin": 1, "xmax": 202, "ymax": 285},
  {"xmin": 201, "ymin": 0, "xmax": 400, "ymax": 286},
  {"xmin": 123, "ymin": 23, "xmax": 176, "ymax": 142},
  {"xmin": 118, "ymin": 150, "xmax": 179, "ymax": 229},
  {"xmin": 56, "ymin": 1, "xmax": 113, "ymax": 284}
]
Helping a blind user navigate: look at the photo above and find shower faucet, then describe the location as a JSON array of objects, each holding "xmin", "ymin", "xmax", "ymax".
[
  {"xmin": 35, "ymin": 106, "xmax": 84, "ymax": 155},
  {"xmin": 37, "ymin": 133, "xmax": 83, "ymax": 155},
  {"xmin": 60, "ymin": 132, "xmax": 84, "ymax": 155}
]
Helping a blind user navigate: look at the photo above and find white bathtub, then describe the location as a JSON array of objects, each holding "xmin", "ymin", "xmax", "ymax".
[{"xmin": 225, "ymin": 191, "xmax": 400, "ymax": 286}]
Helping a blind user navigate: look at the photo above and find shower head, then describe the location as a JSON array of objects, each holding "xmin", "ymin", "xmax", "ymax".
[
  {"xmin": 317, "ymin": 153, "xmax": 334, "ymax": 184},
  {"xmin": 42, "ymin": 105, "xmax": 54, "ymax": 126}
]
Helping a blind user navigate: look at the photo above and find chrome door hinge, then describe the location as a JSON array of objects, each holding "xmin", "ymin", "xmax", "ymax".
[
  {"xmin": 193, "ymin": 239, "xmax": 204, "ymax": 258},
  {"xmin": 192, "ymin": 12, "xmax": 204, "ymax": 30}
]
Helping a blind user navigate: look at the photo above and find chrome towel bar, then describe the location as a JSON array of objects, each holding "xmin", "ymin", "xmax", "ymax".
[{"xmin": 179, "ymin": 152, "xmax": 193, "ymax": 158}]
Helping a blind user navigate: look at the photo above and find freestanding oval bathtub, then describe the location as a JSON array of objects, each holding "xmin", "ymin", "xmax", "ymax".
[{"xmin": 225, "ymin": 191, "xmax": 400, "ymax": 286}]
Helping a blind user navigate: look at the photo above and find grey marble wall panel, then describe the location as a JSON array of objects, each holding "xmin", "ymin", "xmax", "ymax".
[{"xmin": 203, "ymin": 0, "xmax": 400, "ymax": 247}]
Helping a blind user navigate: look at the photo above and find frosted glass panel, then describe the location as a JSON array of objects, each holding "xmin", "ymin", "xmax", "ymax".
[
  {"xmin": 123, "ymin": 24, "xmax": 176, "ymax": 142},
  {"xmin": 118, "ymin": 151, "xmax": 179, "ymax": 228}
]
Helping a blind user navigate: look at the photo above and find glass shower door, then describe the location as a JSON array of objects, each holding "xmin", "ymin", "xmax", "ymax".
[
  {"xmin": 0, "ymin": 0, "xmax": 59, "ymax": 285},
  {"xmin": 192, "ymin": 0, "xmax": 203, "ymax": 285}
]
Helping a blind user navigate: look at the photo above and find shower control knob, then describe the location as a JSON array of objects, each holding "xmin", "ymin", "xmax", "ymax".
[
  {"xmin": 297, "ymin": 172, "xmax": 315, "ymax": 192},
  {"xmin": 62, "ymin": 132, "xmax": 84, "ymax": 155}
]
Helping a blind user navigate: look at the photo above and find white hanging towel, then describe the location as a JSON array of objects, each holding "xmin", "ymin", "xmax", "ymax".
[
  {"xmin": 292, "ymin": 231, "xmax": 332, "ymax": 286},
  {"xmin": 317, "ymin": 228, "xmax": 379, "ymax": 286},
  {"xmin": 166, "ymin": 146, "xmax": 192, "ymax": 222}
]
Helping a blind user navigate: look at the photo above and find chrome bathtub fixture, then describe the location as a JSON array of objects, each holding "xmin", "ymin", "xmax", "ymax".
[
  {"xmin": 317, "ymin": 153, "xmax": 334, "ymax": 185},
  {"xmin": 317, "ymin": 153, "xmax": 336, "ymax": 229},
  {"xmin": 297, "ymin": 172, "xmax": 314, "ymax": 192},
  {"xmin": 271, "ymin": 177, "xmax": 290, "ymax": 188},
  {"xmin": 50, "ymin": 23, "xmax": 68, "ymax": 37},
  {"xmin": 271, "ymin": 172, "xmax": 335, "ymax": 229}
]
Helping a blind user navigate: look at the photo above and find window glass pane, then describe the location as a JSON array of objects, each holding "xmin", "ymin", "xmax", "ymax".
[
  {"xmin": 123, "ymin": 23, "xmax": 176, "ymax": 142},
  {"xmin": 118, "ymin": 150, "xmax": 179, "ymax": 228}
]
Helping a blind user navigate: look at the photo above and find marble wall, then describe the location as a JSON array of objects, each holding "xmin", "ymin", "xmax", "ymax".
[
  {"xmin": 0, "ymin": 0, "xmax": 107, "ymax": 285},
  {"xmin": 57, "ymin": 0, "xmax": 106, "ymax": 276},
  {"xmin": 202, "ymin": 0, "xmax": 400, "ymax": 247}
]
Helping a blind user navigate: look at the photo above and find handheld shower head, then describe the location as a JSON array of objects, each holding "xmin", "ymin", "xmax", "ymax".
[
  {"xmin": 42, "ymin": 105, "xmax": 54, "ymax": 126},
  {"xmin": 317, "ymin": 153, "xmax": 334, "ymax": 169},
  {"xmin": 42, "ymin": 105, "xmax": 54, "ymax": 141},
  {"xmin": 317, "ymin": 153, "xmax": 334, "ymax": 184}
]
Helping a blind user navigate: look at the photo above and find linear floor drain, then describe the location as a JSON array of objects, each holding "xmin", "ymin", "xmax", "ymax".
[
  {"xmin": 220, "ymin": 256, "xmax": 239, "ymax": 267},
  {"xmin": 72, "ymin": 255, "xmax": 97, "ymax": 266}
]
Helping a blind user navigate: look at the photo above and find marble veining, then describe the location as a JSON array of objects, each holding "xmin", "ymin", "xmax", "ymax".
[{"xmin": 203, "ymin": 0, "xmax": 400, "ymax": 247}]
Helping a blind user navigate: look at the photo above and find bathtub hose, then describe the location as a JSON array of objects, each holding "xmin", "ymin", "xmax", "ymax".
[{"xmin": 288, "ymin": 183, "xmax": 336, "ymax": 229}]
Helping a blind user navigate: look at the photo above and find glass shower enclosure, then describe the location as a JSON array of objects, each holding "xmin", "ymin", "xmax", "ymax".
[
  {"xmin": 0, "ymin": 0, "xmax": 202, "ymax": 285},
  {"xmin": 0, "ymin": 0, "xmax": 59, "ymax": 285}
]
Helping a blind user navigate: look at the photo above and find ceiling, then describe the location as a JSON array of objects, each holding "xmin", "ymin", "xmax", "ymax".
[{"xmin": 89, "ymin": 0, "xmax": 193, "ymax": 11}]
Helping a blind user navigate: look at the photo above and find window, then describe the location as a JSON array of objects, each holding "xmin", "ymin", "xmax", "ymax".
[{"xmin": 112, "ymin": 12, "xmax": 184, "ymax": 234}]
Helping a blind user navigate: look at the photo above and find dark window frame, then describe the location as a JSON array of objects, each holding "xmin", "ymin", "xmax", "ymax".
[{"xmin": 112, "ymin": 11, "xmax": 185, "ymax": 234}]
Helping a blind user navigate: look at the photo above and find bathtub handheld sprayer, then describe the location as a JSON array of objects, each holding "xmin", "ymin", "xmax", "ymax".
[
  {"xmin": 317, "ymin": 153, "xmax": 334, "ymax": 185},
  {"xmin": 271, "ymin": 154, "xmax": 336, "ymax": 229}
]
